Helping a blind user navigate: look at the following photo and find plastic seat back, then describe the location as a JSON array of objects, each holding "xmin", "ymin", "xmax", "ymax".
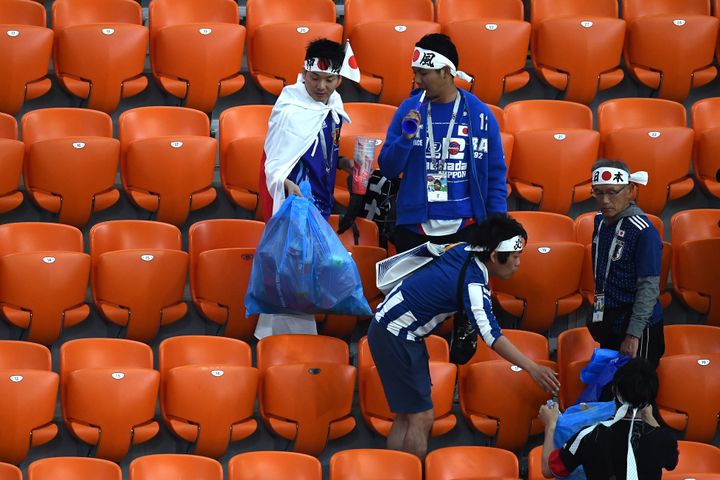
[
  {"xmin": 557, "ymin": 327, "xmax": 599, "ymax": 409},
  {"xmin": 118, "ymin": 106, "xmax": 217, "ymax": 225},
  {"xmin": 461, "ymin": 359, "xmax": 557, "ymax": 451},
  {"xmin": 29, "ymin": 457, "xmax": 122, "ymax": 480},
  {"xmin": 219, "ymin": 105, "xmax": 272, "ymax": 215},
  {"xmin": 60, "ymin": 339, "xmax": 159, "ymax": 461},
  {"xmin": 189, "ymin": 219, "xmax": 265, "ymax": 339},
  {"xmin": 52, "ymin": 0, "xmax": 148, "ymax": 113},
  {"xmin": 149, "ymin": 0, "xmax": 245, "ymax": 112},
  {"xmin": 436, "ymin": 0, "xmax": 524, "ymax": 25},
  {"xmin": 0, "ymin": 112, "xmax": 23, "ymax": 214},
  {"xmin": 673, "ymin": 238, "xmax": 720, "ymax": 325},
  {"xmin": 90, "ymin": 220, "xmax": 188, "ymax": 341},
  {"xmin": 492, "ymin": 242, "xmax": 585, "ymax": 332},
  {"xmin": 510, "ymin": 211, "xmax": 575, "ymax": 242},
  {"xmin": 129, "ymin": 454, "xmax": 223, "ymax": 480},
  {"xmin": 0, "ymin": 1, "xmax": 52, "ymax": 115},
  {"xmin": 671, "ymin": 441, "xmax": 720, "ymax": 476},
  {"xmin": 329, "ymin": 449, "xmax": 423, "ymax": 480},
  {"xmin": 349, "ymin": 20, "xmax": 441, "ymax": 106},
  {"xmin": 664, "ymin": 325, "xmax": 720, "ymax": 357},
  {"xmin": 622, "ymin": 0, "xmax": 718, "ymax": 102},
  {"xmin": 229, "ymin": 451, "xmax": 322, "ymax": 480},
  {"xmin": 425, "ymin": 446, "xmax": 520, "ymax": 479},
  {"xmin": 0, "ymin": 341, "xmax": 57, "ymax": 465},
  {"xmin": 0, "ymin": 465, "xmax": 20, "ymax": 480},
  {"xmin": 159, "ymin": 336, "xmax": 257, "ymax": 457},
  {"xmin": 0, "ymin": 222, "xmax": 83, "ymax": 256},
  {"xmin": 21, "ymin": 108, "xmax": 120, "ymax": 227},
  {"xmin": 692, "ymin": 98, "xmax": 720, "ymax": 199},
  {"xmin": 505, "ymin": 99, "xmax": 594, "ymax": 131},
  {"xmin": 344, "ymin": 0, "xmax": 434, "ymax": 40},
  {"xmin": 656, "ymin": 353, "xmax": 720, "ymax": 442}
]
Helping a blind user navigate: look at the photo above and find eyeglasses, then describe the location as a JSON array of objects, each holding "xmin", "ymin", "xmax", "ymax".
[{"xmin": 591, "ymin": 185, "xmax": 627, "ymax": 199}]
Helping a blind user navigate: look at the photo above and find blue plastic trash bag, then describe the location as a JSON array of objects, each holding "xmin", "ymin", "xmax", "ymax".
[
  {"xmin": 577, "ymin": 348, "xmax": 631, "ymax": 404},
  {"xmin": 553, "ymin": 401, "xmax": 616, "ymax": 480},
  {"xmin": 245, "ymin": 182, "xmax": 372, "ymax": 316}
]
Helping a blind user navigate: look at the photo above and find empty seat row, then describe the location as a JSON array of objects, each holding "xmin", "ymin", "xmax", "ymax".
[{"xmin": 491, "ymin": 98, "xmax": 720, "ymax": 216}]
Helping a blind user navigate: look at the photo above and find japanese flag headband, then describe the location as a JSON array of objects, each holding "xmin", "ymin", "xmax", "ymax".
[
  {"xmin": 411, "ymin": 46, "xmax": 473, "ymax": 83},
  {"xmin": 592, "ymin": 167, "xmax": 649, "ymax": 186},
  {"xmin": 304, "ymin": 42, "xmax": 360, "ymax": 82}
]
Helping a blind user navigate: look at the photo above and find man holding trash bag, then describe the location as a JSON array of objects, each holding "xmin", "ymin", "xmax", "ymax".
[
  {"xmin": 586, "ymin": 159, "xmax": 665, "ymax": 366},
  {"xmin": 378, "ymin": 33, "xmax": 507, "ymax": 252},
  {"xmin": 254, "ymin": 38, "xmax": 361, "ymax": 338},
  {"xmin": 367, "ymin": 216, "xmax": 560, "ymax": 460}
]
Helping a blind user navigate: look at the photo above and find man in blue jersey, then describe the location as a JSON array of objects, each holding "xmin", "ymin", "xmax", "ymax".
[
  {"xmin": 379, "ymin": 33, "xmax": 507, "ymax": 253},
  {"xmin": 255, "ymin": 38, "xmax": 359, "ymax": 338},
  {"xmin": 587, "ymin": 160, "xmax": 665, "ymax": 367},
  {"xmin": 367, "ymin": 216, "xmax": 560, "ymax": 459}
]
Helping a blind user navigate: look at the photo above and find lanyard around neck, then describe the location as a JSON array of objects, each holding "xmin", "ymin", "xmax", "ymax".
[
  {"xmin": 593, "ymin": 218, "xmax": 624, "ymax": 294},
  {"xmin": 318, "ymin": 116, "xmax": 335, "ymax": 173},
  {"xmin": 427, "ymin": 92, "xmax": 462, "ymax": 170}
]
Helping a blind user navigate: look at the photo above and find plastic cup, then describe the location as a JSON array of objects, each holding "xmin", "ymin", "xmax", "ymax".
[{"xmin": 352, "ymin": 136, "xmax": 377, "ymax": 195}]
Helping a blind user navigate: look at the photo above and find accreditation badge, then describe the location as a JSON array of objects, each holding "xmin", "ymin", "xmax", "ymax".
[{"xmin": 426, "ymin": 172, "xmax": 448, "ymax": 202}]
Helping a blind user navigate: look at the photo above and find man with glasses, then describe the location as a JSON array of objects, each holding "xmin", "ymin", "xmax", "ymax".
[{"xmin": 587, "ymin": 159, "xmax": 665, "ymax": 368}]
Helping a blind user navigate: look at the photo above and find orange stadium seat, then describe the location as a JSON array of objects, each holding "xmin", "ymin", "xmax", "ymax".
[
  {"xmin": 357, "ymin": 335, "xmax": 457, "ymax": 438},
  {"xmin": 188, "ymin": 219, "xmax": 265, "ymax": 340},
  {"xmin": 436, "ymin": 0, "xmax": 524, "ymax": 26},
  {"xmin": 329, "ymin": 449, "xmax": 423, "ymax": 480},
  {"xmin": 129, "ymin": 454, "xmax": 223, "ymax": 480},
  {"xmin": 667, "ymin": 441, "xmax": 720, "ymax": 479},
  {"xmin": 219, "ymin": 105, "xmax": 272, "ymax": 217},
  {"xmin": 425, "ymin": 446, "xmax": 520, "ymax": 480},
  {"xmin": 504, "ymin": 100, "xmax": 598, "ymax": 213},
  {"xmin": 0, "ymin": 341, "xmax": 57, "ymax": 465},
  {"xmin": 0, "ymin": 113, "xmax": 23, "ymax": 214},
  {"xmin": 487, "ymin": 104, "xmax": 513, "ymax": 196},
  {"xmin": 327, "ymin": 215, "xmax": 380, "ymax": 247},
  {"xmin": 344, "ymin": 0, "xmax": 434, "ymax": 41},
  {"xmin": 28, "ymin": 457, "xmax": 121, "ymax": 480},
  {"xmin": 350, "ymin": 21, "xmax": 441, "ymax": 106},
  {"xmin": 510, "ymin": 211, "xmax": 575, "ymax": 242},
  {"xmin": 622, "ymin": 0, "xmax": 718, "ymax": 102},
  {"xmin": 0, "ymin": 0, "xmax": 52, "ymax": 115},
  {"xmin": 52, "ymin": 0, "xmax": 148, "ymax": 113},
  {"xmin": 334, "ymin": 102, "xmax": 396, "ymax": 208},
  {"xmin": 528, "ymin": 446, "xmax": 553, "ymax": 480},
  {"xmin": 492, "ymin": 242, "xmax": 585, "ymax": 333},
  {"xmin": 0, "ymin": 465, "xmax": 20, "ymax": 480},
  {"xmin": 229, "ymin": 451, "xmax": 322, "ymax": 480},
  {"xmin": 149, "ymin": 0, "xmax": 245, "ymax": 112},
  {"xmin": 257, "ymin": 335, "xmax": 355, "ymax": 455},
  {"xmin": 60, "ymin": 339, "xmax": 160, "ymax": 461},
  {"xmin": 664, "ymin": 325, "xmax": 720, "ymax": 357},
  {"xmin": 89, "ymin": 220, "xmax": 188, "ymax": 341},
  {"xmin": 0, "ymin": 223, "xmax": 90, "ymax": 345},
  {"xmin": 118, "ymin": 107, "xmax": 217, "ymax": 225},
  {"xmin": 597, "ymin": 98, "xmax": 694, "ymax": 215},
  {"xmin": 575, "ymin": 211, "xmax": 673, "ymax": 308},
  {"xmin": 656, "ymin": 353, "xmax": 720, "ymax": 442},
  {"xmin": 461, "ymin": 359, "xmax": 557, "ymax": 451},
  {"xmin": 556, "ymin": 327, "xmax": 599, "ymax": 409},
  {"xmin": 21, "ymin": 108, "xmax": 120, "ymax": 227},
  {"xmin": 691, "ymin": 98, "xmax": 720, "ymax": 199},
  {"xmin": 158, "ymin": 336, "xmax": 258, "ymax": 457},
  {"xmin": 530, "ymin": 0, "xmax": 625, "ymax": 104},
  {"xmin": 245, "ymin": 0, "xmax": 336, "ymax": 94},
  {"xmin": 457, "ymin": 329, "xmax": 550, "ymax": 437},
  {"xmin": 670, "ymin": 209, "xmax": 720, "ymax": 325}
]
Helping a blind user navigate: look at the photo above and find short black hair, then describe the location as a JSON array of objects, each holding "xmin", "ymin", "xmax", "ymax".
[
  {"xmin": 415, "ymin": 33, "xmax": 459, "ymax": 69},
  {"xmin": 612, "ymin": 358, "xmax": 659, "ymax": 409},
  {"xmin": 470, "ymin": 215, "xmax": 527, "ymax": 264},
  {"xmin": 305, "ymin": 38, "xmax": 344, "ymax": 73}
]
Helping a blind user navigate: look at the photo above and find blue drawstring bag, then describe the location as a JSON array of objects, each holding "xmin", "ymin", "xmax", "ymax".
[
  {"xmin": 553, "ymin": 401, "xmax": 616, "ymax": 480},
  {"xmin": 245, "ymin": 182, "xmax": 372, "ymax": 316},
  {"xmin": 577, "ymin": 348, "xmax": 631, "ymax": 404}
]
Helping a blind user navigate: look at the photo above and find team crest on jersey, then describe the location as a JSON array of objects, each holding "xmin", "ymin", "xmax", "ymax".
[{"xmin": 611, "ymin": 240, "xmax": 624, "ymax": 261}]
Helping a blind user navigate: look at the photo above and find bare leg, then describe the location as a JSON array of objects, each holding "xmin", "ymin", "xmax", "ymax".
[
  {"xmin": 387, "ymin": 414, "xmax": 409, "ymax": 451},
  {"xmin": 402, "ymin": 408, "xmax": 435, "ymax": 460}
]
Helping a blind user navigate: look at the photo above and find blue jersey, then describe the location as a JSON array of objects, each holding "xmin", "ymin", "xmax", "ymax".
[
  {"xmin": 592, "ymin": 211, "xmax": 663, "ymax": 326},
  {"xmin": 373, "ymin": 244, "xmax": 503, "ymax": 345},
  {"xmin": 288, "ymin": 112, "xmax": 340, "ymax": 219}
]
